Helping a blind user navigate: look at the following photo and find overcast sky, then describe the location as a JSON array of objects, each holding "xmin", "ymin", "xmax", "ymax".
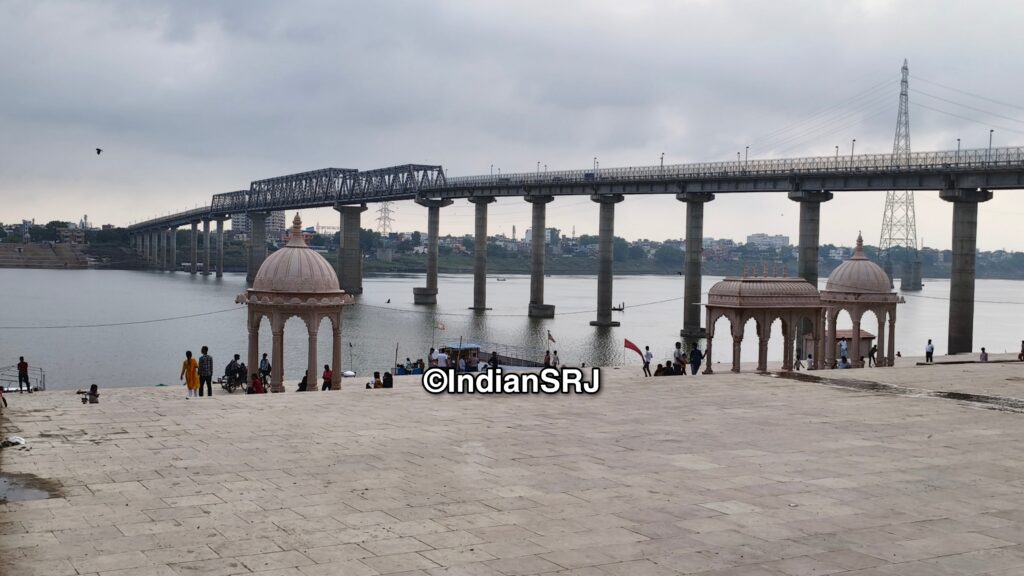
[{"xmin": 2, "ymin": 0, "xmax": 1023, "ymax": 250}]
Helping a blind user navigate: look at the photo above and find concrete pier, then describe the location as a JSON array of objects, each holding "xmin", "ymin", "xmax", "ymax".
[
  {"xmin": 788, "ymin": 189, "xmax": 833, "ymax": 356},
  {"xmin": 202, "ymin": 219, "xmax": 211, "ymax": 275},
  {"xmin": 189, "ymin": 222, "xmax": 198, "ymax": 274},
  {"xmin": 526, "ymin": 195, "xmax": 555, "ymax": 318},
  {"xmin": 168, "ymin": 227, "xmax": 177, "ymax": 272},
  {"xmin": 941, "ymin": 187, "xmax": 992, "ymax": 354},
  {"xmin": 215, "ymin": 218, "xmax": 225, "ymax": 278},
  {"xmin": 677, "ymin": 192, "xmax": 714, "ymax": 344},
  {"xmin": 247, "ymin": 212, "xmax": 268, "ymax": 284},
  {"xmin": 413, "ymin": 198, "xmax": 453, "ymax": 305},
  {"xmin": 469, "ymin": 197, "xmax": 495, "ymax": 311},
  {"xmin": 590, "ymin": 194, "xmax": 624, "ymax": 327},
  {"xmin": 335, "ymin": 204, "xmax": 368, "ymax": 294}
]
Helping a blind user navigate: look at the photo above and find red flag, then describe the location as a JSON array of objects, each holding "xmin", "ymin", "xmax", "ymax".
[
  {"xmin": 624, "ymin": 338, "xmax": 644, "ymax": 360},
  {"xmin": 547, "ymin": 330, "xmax": 556, "ymax": 343}
]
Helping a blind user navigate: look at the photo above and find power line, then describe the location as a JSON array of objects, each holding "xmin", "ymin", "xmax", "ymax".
[
  {"xmin": 911, "ymin": 75, "xmax": 1024, "ymax": 113},
  {"xmin": 913, "ymin": 88, "xmax": 1024, "ymax": 125},
  {"xmin": 0, "ymin": 306, "xmax": 244, "ymax": 330},
  {"xmin": 910, "ymin": 102, "xmax": 1024, "ymax": 136}
]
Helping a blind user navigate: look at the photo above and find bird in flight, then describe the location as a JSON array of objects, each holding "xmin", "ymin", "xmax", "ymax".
[{"xmin": 96, "ymin": 148, "xmax": 103, "ymax": 155}]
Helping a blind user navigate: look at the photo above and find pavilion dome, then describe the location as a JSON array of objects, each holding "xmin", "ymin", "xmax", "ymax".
[
  {"xmin": 824, "ymin": 234, "xmax": 892, "ymax": 294},
  {"xmin": 252, "ymin": 213, "xmax": 342, "ymax": 293}
]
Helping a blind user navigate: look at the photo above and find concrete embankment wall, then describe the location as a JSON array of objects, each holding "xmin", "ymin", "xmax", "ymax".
[{"xmin": 0, "ymin": 243, "xmax": 88, "ymax": 269}]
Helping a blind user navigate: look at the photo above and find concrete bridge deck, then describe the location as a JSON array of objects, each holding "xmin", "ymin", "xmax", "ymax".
[{"xmin": 3, "ymin": 360, "xmax": 1024, "ymax": 575}]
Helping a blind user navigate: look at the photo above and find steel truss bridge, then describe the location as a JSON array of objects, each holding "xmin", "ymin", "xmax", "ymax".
[{"xmin": 128, "ymin": 147, "xmax": 1024, "ymax": 231}]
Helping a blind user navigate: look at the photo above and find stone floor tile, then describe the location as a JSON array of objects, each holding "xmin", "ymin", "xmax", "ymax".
[
  {"xmin": 484, "ymin": 554, "xmax": 563, "ymax": 575},
  {"xmin": 237, "ymin": 549, "xmax": 315, "ymax": 572},
  {"xmin": 362, "ymin": 552, "xmax": 440, "ymax": 574}
]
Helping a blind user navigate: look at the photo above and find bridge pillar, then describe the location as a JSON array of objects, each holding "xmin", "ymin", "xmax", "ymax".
[
  {"xmin": 156, "ymin": 229, "xmax": 165, "ymax": 270},
  {"xmin": 215, "ymin": 218, "xmax": 225, "ymax": 278},
  {"xmin": 526, "ymin": 195, "xmax": 555, "ymax": 318},
  {"xmin": 335, "ymin": 204, "xmax": 368, "ymax": 295},
  {"xmin": 677, "ymin": 192, "xmax": 715, "ymax": 346},
  {"xmin": 149, "ymin": 230, "xmax": 157, "ymax": 267},
  {"xmin": 469, "ymin": 197, "xmax": 495, "ymax": 311},
  {"xmin": 591, "ymin": 194, "xmax": 624, "ymax": 327},
  {"xmin": 788, "ymin": 189, "xmax": 833, "ymax": 357},
  {"xmin": 168, "ymin": 227, "xmax": 177, "ymax": 272},
  {"xmin": 142, "ymin": 232, "xmax": 149, "ymax": 264},
  {"xmin": 247, "ymin": 212, "xmax": 269, "ymax": 284},
  {"xmin": 189, "ymin": 222, "xmax": 199, "ymax": 274},
  {"xmin": 202, "ymin": 219, "xmax": 211, "ymax": 275},
  {"xmin": 414, "ymin": 199, "xmax": 453, "ymax": 305},
  {"xmin": 941, "ymin": 187, "xmax": 992, "ymax": 354}
]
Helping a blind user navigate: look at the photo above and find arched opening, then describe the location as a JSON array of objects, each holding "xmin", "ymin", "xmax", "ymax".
[{"xmin": 860, "ymin": 309, "xmax": 880, "ymax": 367}]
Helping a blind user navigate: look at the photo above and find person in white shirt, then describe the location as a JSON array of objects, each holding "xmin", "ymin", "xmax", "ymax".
[
  {"xmin": 838, "ymin": 337, "xmax": 849, "ymax": 359},
  {"xmin": 672, "ymin": 342, "xmax": 686, "ymax": 375},
  {"xmin": 552, "ymin": 351, "xmax": 560, "ymax": 369},
  {"xmin": 925, "ymin": 339, "xmax": 934, "ymax": 363},
  {"xmin": 437, "ymin": 350, "xmax": 449, "ymax": 368},
  {"xmin": 643, "ymin": 346, "xmax": 653, "ymax": 377}
]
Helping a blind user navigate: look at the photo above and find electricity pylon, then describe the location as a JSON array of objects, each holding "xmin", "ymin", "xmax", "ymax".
[{"xmin": 878, "ymin": 59, "xmax": 922, "ymax": 291}]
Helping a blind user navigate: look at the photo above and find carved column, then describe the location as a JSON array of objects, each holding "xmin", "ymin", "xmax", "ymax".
[
  {"xmin": 331, "ymin": 316, "xmax": 343, "ymax": 390},
  {"xmin": 306, "ymin": 314, "xmax": 319, "ymax": 392}
]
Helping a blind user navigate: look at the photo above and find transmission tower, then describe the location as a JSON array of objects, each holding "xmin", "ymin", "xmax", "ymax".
[
  {"xmin": 878, "ymin": 59, "xmax": 922, "ymax": 291},
  {"xmin": 376, "ymin": 201, "xmax": 394, "ymax": 236}
]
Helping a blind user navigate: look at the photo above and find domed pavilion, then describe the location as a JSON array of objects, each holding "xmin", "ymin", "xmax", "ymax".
[
  {"xmin": 704, "ymin": 271, "xmax": 824, "ymax": 373},
  {"xmin": 821, "ymin": 234, "xmax": 900, "ymax": 368},
  {"xmin": 237, "ymin": 213, "xmax": 352, "ymax": 392}
]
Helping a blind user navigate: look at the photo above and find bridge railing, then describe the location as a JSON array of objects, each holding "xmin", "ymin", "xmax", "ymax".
[{"xmin": 440, "ymin": 146, "xmax": 1024, "ymax": 189}]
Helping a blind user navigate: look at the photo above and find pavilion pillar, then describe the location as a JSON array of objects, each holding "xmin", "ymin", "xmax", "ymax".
[
  {"xmin": 825, "ymin": 308, "xmax": 837, "ymax": 368},
  {"xmin": 782, "ymin": 320, "xmax": 793, "ymax": 371},
  {"xmin": 887, "ymin": 317, "xmax": 896, "ymax": 366},
  {"xmin": 469, "ymin": 197, "xmax": 495, "ymax": 311},
  {"xmin": 202, "ymin": 219, "xmax": 211, "ymax": 275},
  {"xmin": 189, "ymin": 222, "xmax": 198, "ymax": 274},
  {"xmin": 703, "ymin": 314, "xmax": 714, "ymax": 375},
  {"xmin": 413, "ymin": 198, "xmax": 453, "ymax": 305},
  {"xmin": 247, "ymin": 327, "xmax": 259, "ymax": 388},
  {"xmin": 788, "ymin": 190, "xmax": 833, "ymax": 358},
  {"xmin": 216, "ymin": 219, "xmax": 225, "ymax": 278},
  {"xmin": 335, "ymin": 204, "xmax": 368, "ymax": 295},
  {"xmin": 677, "ymin": 192, "xmax": 714, "ymax": 346},
  {"xmin": 306, "ymin": 316, "xmax": 319, "ymax": 392},
  {"xmin": 331, "ymin": 318, "xmax": 343, "ymax": 390},
  {"xmin": 591, "ymin": 194, "xmax": 624, "ymax": 326},
  {"xmin": 875, "ymin": 313, "xmax": 885, "ymax": 367},
  {"xmin": 271, "ymin": 327, "xmax": 284, "ymax": 393},
  {"xmin": 731, "ymin": 335, "xmax": 742, "ymax": 373},
  {"xmin": 526, "ymin": 195, "xmax": 555, "ymax": 318},
  {"xmin": 940, "ymin": 187, "xmax": 992, "ymax": 354},
  {"xmin": 757, "ymin": 335, "xmax": 769, "ymax": 373},
  {"xmin": 851, "ymin": 315, "xmax": 862, "ymax": 367},
  {"xmin": 247, "ymin": 212, "xmax": 268, "ymax": 284}
]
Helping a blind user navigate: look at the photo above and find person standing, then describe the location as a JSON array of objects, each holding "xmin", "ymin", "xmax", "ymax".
[
  {"xmin": 925, "ymin": 339, "xmax": 934, "ymax": 363},
  {"xmin": 672, "ymin": 342, "xmax": 686, "ymax": 375},
  {"xmin": 868, "ymin": 345, "xmax": 878, "ymax": 367},
  {"xmin": 259, "ymin": 353, "xmax": 272, "ymax": 383},
  {"xmin": 543, "ymin": 350, "xmax": 551, "ymax": 368},
  {"xmin": 839, "ymin": 337, "xmax": 849, "ymax": 361},
  {"xmin": 429, "ymin": 347, "xmax": 438, "ymax": 367},
  {"xmin": 1018, "ymin": 340, "xmax": 1024, "ymax": 361},
  {"xmin": 321, "ymin": 364, "xmax": 333, "ymax": 390},
  {"xmin": 642, "ymin": 346, "xmax": 653, "ymax": 377},
  {"xmin": 180, "ymin": 351, "xmax": 199, "ymax": 399},
  {"xmin": 688, "ymin": 344, "xmax": 706, "ymax": 375},
  {"xmin": 198, "ymin": 346, "xmax": 214, "ymax": 397},
  {"xmin": 16, "ymin": 356, "xmax": 31, "ymax": 393},
  {"xmin": 980, "ymin": 347, "xmax": 989, "ymax": 362},
  {"xmin": 552, "ymin": 351, "xmax": 560, "ymax": 369},
  {"xmin": 437, "ymin": 349, "xmax": 449, "ymax": 368}
]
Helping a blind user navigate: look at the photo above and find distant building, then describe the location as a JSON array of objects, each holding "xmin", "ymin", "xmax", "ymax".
[
  {"xmin": 232, "ymin": 211, "xmax": 286, "ymax": 240},
  {"xmin": 523, "ymin": 228, "xmax": 561, "ymax": 245},
  {"xmin": 746, "ymin": 233, "xmax": 790, "ymax": 250},
  {"xmin": 58, "ymin": 228, "xmax": 87, "ymax": 244}
]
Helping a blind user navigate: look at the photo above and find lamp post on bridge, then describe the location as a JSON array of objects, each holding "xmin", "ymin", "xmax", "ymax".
[
  {"xmin": 957, "ymin": 138, "xmax": 961, "ymax": 164},
  {"xmin": 745, "ymin": 146, "xmax": 749, "ymax": 165},
  {"xmin": 850, "ymin": 139, "xmax": 856, "ymax": 166},
  {"xmin": 988, "ymin": 129, "xmax": 994, "ymax": 164},
  {"xmin": 835, "ymin": 145, "xmax": 839, "ymax": 163}
]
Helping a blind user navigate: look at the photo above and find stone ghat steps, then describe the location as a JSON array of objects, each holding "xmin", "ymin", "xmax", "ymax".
[{"xmin": 0, "ymin": 243, "xmax": 88, "ymax": 268}]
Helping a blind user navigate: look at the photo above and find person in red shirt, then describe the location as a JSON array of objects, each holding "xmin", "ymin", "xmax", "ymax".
[
  {"xmin": 17, "ymin": 356, "xmax": 31, "ymax": 393},
  {"xmin": 321, "ymin": 364, "xmax": 333, "ymax": 391},
  {"xmin": 248, "ymin": 373, "xmax": 266, "ymax": 394}
]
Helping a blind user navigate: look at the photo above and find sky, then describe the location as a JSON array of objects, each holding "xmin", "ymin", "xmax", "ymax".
[{"xmin": 2, "ymin": 0, "xmax": 1023, "ymax": 250}]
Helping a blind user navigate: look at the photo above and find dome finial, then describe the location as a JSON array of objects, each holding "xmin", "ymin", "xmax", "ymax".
[
  {"xmin": 854, "ymin": 231, "xmax": 865, "ymax": 258},
  {"xmin": 287, "ymin": 212, "xmax": 307, "ymax": 247}
]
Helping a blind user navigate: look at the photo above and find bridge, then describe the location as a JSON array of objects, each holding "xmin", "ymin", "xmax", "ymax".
[{"xmin": 127, "ymin": 146, "xmax": 1024, "ymax": 356}]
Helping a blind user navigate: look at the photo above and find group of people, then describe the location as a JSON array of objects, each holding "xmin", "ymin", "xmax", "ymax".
[
  {"xmin": 543, "ymin": 350, "xmax": 560, "ymax": 369},
  {"xmin": 180, "ymin": 347, "xmax": 271, "ymax": 397},
  {"xmin": 426, "ymin": 347, "xmax": 487, "ymax": 372},
  {"xmin": 640, "ymin": 342, "xmax": 707, "ymax": 377},
  {"xmin": 295, "ymin": 365, "xmax": 336, "ymax": 391},
  {"xmin": 365, "ymin": 371, "xmax": 394, "ymax": 389}
]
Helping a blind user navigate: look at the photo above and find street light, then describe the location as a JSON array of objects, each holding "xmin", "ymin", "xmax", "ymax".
[
  {"xmin": 835, "ymin": 145, "xmax": 839, "ymax": 161},
  {"xmin": 745, "ymin": 146, "xmax": 749, "ymax": 164},
  {"xmin": 956, "ymin": 138, "xmax": 961, "ymax": 163},
  {"xmin": 660, "ymin": 152, "xmax": 664, "ymax": 168},
  {"xmin": 850, "ymin": 139, "xmax": 856, "ymax": 165},
  {"xmin": 988, "ymin": 129, "xmax": 994, "ymax": 164},
  {"xmin": 593, "ymin": 157, "xmax": 598, "ymax": 170},
  {"xmin": 490, "ymin": 164, "xmax": 493, "ymax": 176},
  {"xmin": 537, "ymin": 161, "xmax": 540, "ymax": 174}
]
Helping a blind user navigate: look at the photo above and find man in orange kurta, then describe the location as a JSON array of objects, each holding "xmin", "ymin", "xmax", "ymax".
[{"xmin": 180, "ymin": 350, "xmax": 199, "ymax": 399}]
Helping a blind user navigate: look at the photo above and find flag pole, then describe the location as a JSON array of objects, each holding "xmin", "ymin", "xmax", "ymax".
[{"xmin": 394, "ymin": 342, "xmax": 399, "ymax": 374}]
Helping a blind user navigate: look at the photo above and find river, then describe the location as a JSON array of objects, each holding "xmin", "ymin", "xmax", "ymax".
[{"xmin": 1, "ymin": 269, "xmax": 1021, "ymax": 390}]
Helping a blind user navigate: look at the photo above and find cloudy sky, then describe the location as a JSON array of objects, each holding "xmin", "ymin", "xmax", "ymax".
[{"xmin": 2, "ymin": 0, "xmax": 1023, "ymax": 249}]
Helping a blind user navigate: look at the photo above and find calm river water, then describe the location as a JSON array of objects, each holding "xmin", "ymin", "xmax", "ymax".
[{"xmin": 1, "ymin": 269, "xmax": 1022, "ymax": 390}]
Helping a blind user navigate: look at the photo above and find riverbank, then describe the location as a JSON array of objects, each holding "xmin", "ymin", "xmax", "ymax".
[{"xmin": 4, "ymin": 362, "xmax": 1024, "ymax": 575}]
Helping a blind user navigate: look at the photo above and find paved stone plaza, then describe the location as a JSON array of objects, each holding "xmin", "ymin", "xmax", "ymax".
[{"xmin": 3, "ymin": 361, "xmax": 1024, "ymax": 576}]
